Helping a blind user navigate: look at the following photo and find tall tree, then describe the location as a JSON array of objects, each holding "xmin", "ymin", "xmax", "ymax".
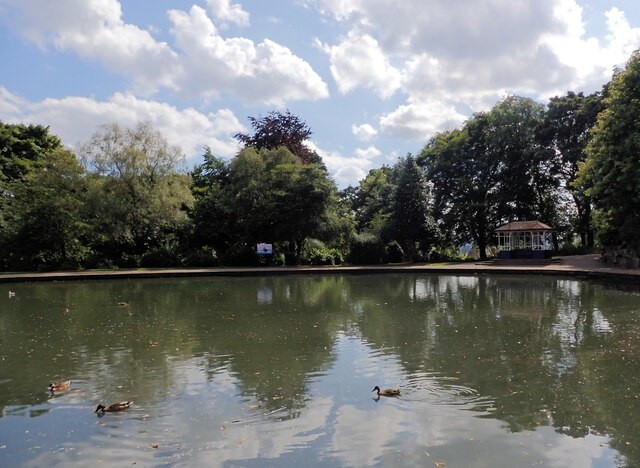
[
  {"xmin": 230, "ymin": 147, "xmax": 335, "ymax": 263},
  {"xmin": 190, "ymin": 147, "xmax": 236, "ymax": 252},
  {"xmin": 388, "ymin": 155, "xmax": 437, "ymax": 258},
  {"xmin": 351, "ymin": 166, "xmax": 395, "ymax": 234},
  {"xmin": 0, "ymin": 122, "xmax": 61, "ymax": 182},
  {"xmin": 1, "ymin": 148, "xmax": 88, "ymax": 270},
  {"xmin": 543, "ymin": 91, "xmax": 603, "ymax": 247},
  {"xmin": 420, "ymin": 124, "xmax": 501, "ymax": 260},
  {"xmin": 80, "ymin": 122, "xmax": 193, "ymax": 265},
  {"xmin": 235, "ymin": 110, "xmax": 322, "ymax": 164},
  {"xmin": 420, "ymin": 96, "xmax": 563, "ymax": 258},
  {"xmin": 577, "ymin": 50, "xmax": 640, "ymax": 249},
  {"xmin": 0, "ymin": 122, "xmax": 63, "ymax": 234}
]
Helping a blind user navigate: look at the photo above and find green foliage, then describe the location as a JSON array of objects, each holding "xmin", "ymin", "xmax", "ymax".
[
  {"xmin": 183, "ymin": 247, "xmax": 219, "ymax": 267},
  {"xmin": 347, "ymin": 233, "xmax": 385, "ymax": 265},
  {"xmin": 0, "ymin": 122, "xmax": 61, "ymax": 182},
  {"xmin": 578, "ymin": 50, "xmax": 640, "ymax": 249},
  {"xmin": 220, "ymin": 242, "xmax": 260, "ymax": 266},
  {"xmin": 301, "ymin": 238, "xmax": 344, "ymax": 265},
  {"xmin": 230, "ymin": 147, "xmax": 335, "ymax": 263},
  {"xmin": 351, "ymin": 166, "xmax": 395, "ymax": 233},
  {"xmin": 389, "ymin": 155, "xmax": 437, "ymax": 258},
  {"xmin": 81, "ymin": 122, "xmax": 194, "ymax": 264},
  {"xmin": 385, "ymin": 241, "xmax": 405, "ymax": 263},
  {"xmin": 543, "ymin": 91, "xmax": 603, "ymax": 247},
  {"xmin": 0, "ymin": 147, "xmax": 89, "ymax": 270},
  {"xmin": 190, "ymin": 147, "xmax": 236, "ymax": 252},
  {"xmin": 419, "ymin": 96, "xmax": 561, "ymax": 259}
]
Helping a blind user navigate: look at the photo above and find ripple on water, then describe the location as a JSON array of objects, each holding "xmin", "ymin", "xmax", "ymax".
[{"xmin": 401, "ymin": 371, "xmax": 496, "ymax": 415}]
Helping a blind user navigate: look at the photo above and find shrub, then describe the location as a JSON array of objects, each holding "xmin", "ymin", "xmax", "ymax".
[
  {"xmin": 301, "ymin": 238, "xmax": 343, "ymax": 265},
  {"xmin": 385, "ymin": 241, "xmax": 405, "ymax": 263},
  {"xmin": 220, "ymin": 242, "xmax": 260, "ymax": 266},
  {"xmin": 183, "ymin": 248, "xmax": 219, "ymax": 267},
  {"xmin": 141, "ymin": 247, "xmax": 182, "ymax": 268},
  {"xmin": 348, "ymin": 233, "xmax": 385, "ymax": 265}
]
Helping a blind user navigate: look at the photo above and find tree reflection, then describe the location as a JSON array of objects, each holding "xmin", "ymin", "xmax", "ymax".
[{"xmin": 1, "ymin": 274, "xmax": 640, "ymax": 464}]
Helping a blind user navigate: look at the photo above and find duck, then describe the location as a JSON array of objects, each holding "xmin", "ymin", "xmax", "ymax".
[
  {"xmin": 95, "ymin": 401, "xmax": 133, "ymax": 413},
  {"xmin": 49, "ymin": 380, "xmax": 71, "ymax": 392},
  {"xmin": 372, "ymin": 385, "xmax": 401, "ymax": 397}
]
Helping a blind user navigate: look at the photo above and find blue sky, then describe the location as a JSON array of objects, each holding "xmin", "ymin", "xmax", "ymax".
[{"xmin": 1, "ymin": 0, "xmax": 639, "ymax": 187}]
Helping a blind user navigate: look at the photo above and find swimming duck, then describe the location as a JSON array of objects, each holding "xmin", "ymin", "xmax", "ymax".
[
  {"xmin": 95, "ymin": 401, "xmax": 133, "ymax": 413},
  {"xmin": 49, "ymin": 380, "xmax": 71, "ymax": 392},
  {"xmin": 372, "ymin": 385, "xmax": 401, "ymax": 397}
]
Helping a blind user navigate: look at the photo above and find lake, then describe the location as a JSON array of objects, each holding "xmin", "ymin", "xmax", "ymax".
[{"xmin": 1, "ymin": 273, "xmax": 640, "ymax": 467}]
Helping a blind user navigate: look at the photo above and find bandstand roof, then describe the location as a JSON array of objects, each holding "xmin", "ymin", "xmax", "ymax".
[{"xmin": 495, "ymin": 221, "xmax": 553, "ymax": 232}]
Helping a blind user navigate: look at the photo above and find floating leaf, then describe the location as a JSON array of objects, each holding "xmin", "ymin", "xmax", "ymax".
[{"xmin": 149, "ymin": 444, "xmax": 159, "ymax": 449}]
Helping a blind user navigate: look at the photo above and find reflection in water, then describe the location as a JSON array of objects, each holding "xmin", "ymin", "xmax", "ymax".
[{"xmin": 0, "ymin": 274, "xmax": 639, "ymax": 467}]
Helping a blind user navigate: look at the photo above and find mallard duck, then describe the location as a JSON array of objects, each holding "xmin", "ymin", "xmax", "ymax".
[
  {"xmin": 372, "ymin": 385, "xmax": 401, "ymax": 397},
  {"xmin": 49, "ymin": 380, "xmax": 71, "ymax": 392},
  {"xmin": 95, "ymin": 401, "xmax": 133, "ymax": 413}
]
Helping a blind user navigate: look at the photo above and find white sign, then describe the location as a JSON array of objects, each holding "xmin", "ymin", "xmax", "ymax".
[{"xmin": 257, "ymin": 243, "xmax": 272, "ymax": 254}]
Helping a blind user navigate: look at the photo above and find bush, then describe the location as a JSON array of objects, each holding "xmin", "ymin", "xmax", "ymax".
[
  {"xmin": 141, "ymin": 247, "xmax": 182, "ymax": 268},
  {"xmin": 183, "ymin": 248, "xmax": 219, "ymax": 267},
  {"xmin": 348, "ymin": 233, "xmax": 385, "ymax": 265},
  {"xmin": 220, "ymin": 242, "xmax": 260, "ymax": 266},
  {"xmin": 301, "ymin": 238, "xmax": 343, "ymax": 265},
  {"xmin": 385, "ymin": 241, "xmax": 405, "ymax": 263}
]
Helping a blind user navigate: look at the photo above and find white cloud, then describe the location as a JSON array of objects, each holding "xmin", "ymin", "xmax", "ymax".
[
  {"xmin": 0, "ymin": 88, "xmax": 245, "ymax": 165},
  {"xmin": 168, "ymin": 5, "xmax": 329, "ymax": 105},
  {"xmin": 355, "ymin": 145, "xmax": 382, "ymax": 159},
  {"xmin": 308, "ymin": 0, "xmax": 640, "ymax": 142},
  {"xmin": 204, "ymin": 0, "xmax": 250, "ymax": 27},
  {"xmin": 352, "ymin": 123, "xmax": 377, "ymax": 141},
  {"xmin": 0, "ymin": 0, "xmax": 178, "ymax": 94},
  {"xmin": 320, "ymin": 31, "xmax": 401, "ymax": 98},
  {"xmin": 380, "ymin": 99, "xmax": 467, "ymax": 141},
  {"xmin": 308, "ymin": 141, "xmax": 378, "ymax": 187},
  {"xmin": 0, "ymin": 0, "xmax": 328, "ymax": 106}
]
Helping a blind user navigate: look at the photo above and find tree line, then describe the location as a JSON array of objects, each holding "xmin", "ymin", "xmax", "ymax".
[{"xmin": 1, "ymin": 51, "xmax": 639, "ymax": 271}]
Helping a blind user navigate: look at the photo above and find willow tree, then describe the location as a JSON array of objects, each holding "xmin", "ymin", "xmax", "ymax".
[{"xmin": 81, "ymin": 122, "xmax": 193, "ymax": 265}]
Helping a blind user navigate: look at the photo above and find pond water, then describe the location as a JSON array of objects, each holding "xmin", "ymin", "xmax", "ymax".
[{"xmin": 1, "ymin": 274, "xmax": 640, "ymax": 467}]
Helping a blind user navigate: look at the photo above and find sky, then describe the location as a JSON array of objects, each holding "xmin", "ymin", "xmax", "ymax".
[{"xmin": 1, "ymin": 0, "xmax": 639, "ymax": 188}]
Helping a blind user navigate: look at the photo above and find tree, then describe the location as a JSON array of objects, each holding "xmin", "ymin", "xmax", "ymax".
[
  {"xmin": 420, "ymin": 125, "xmax": 501, "ymax": 260},
  {"xmin": 80, "ymin": 122, "xmax": 193, "ymax": 265},
  {"xmin": 0, "ymin": 122, "xmax": 61, "ymax": 182},
  {"xmin": 0, "ymin": 122, "xmax": 63, "ymax": 234},
  {"xmin": 577, "ymin": 50, "xmax": 640, "ymax": 249},
  {"xmin": 190, "ymin": 147, "xmax": 236, "ymax": 252},
  {"xmin": 388, "ymin": 155, "xmax": 437, "ymax": 259},
  {"xmin": 542, "ymin": 91, "xmax": 603, "ymax": 247},
  {"xmin": 350, "ymin": 166, "xmax": 395, "ymax": 234},
  {"xmin": 1, "ymin": 148, "xmax": 88, "ymax": 270},
  {"xmin": 230, "ymin": 147, "xmax": 335, "ymax": 263},
  {"xmin": 235, "ymin": 110, "xmax": 322, "ymax": 164},
  {"xmin": 483, "ymin": 96, "xmax": 562, "ymax": 224},
  {"xmin": 420, "ymin": 96, "xmax": 563, "ymax": 259}
]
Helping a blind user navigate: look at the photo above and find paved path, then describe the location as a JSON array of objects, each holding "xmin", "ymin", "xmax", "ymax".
[{"xmin": 1, "ymin": 255, "xmax": 638, "ymax": 284}]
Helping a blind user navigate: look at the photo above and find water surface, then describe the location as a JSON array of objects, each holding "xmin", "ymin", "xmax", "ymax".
[{"xmin": 1, "ymin": 274, "xmax": 639, "ymax": 467}]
